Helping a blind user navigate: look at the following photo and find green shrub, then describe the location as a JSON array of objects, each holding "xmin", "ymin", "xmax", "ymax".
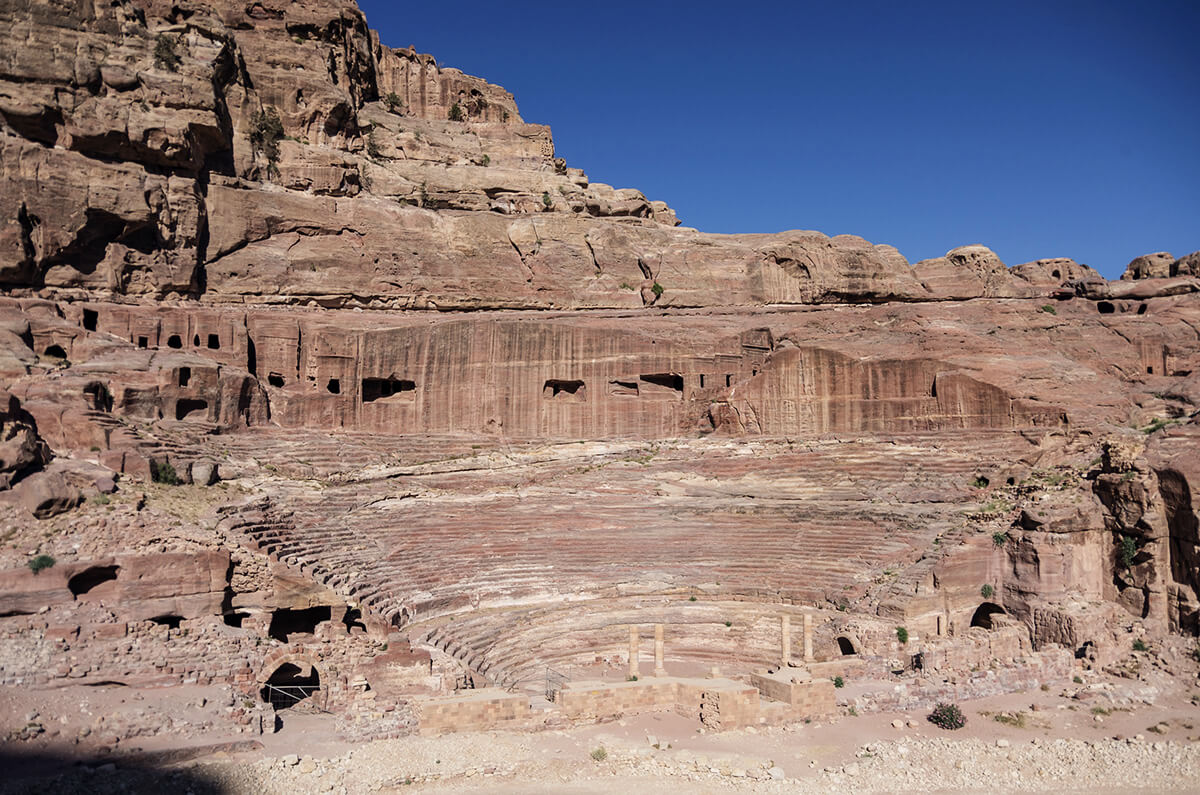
[
  {"xmin": 28, "ymin": 554, "xmax": 55, "ymax": 575},
  {"xmin": 479, "ymin": 154, "xmax": 490, "ymax": 167},
  {"xmin": 249, "ymin": 107, "xmax": 284, "ymax": 170},
  {"xmin": 651, "ymin": 282, "xmax": 664, "ymax": 297},
  {"xmin": 980, "ymin": 584, "xmax": 995, "ymax": 599},
  {"xmin": 688, "ymin": 595, "xmax": 697, "ymax": 602},
  {"xmin": 969, "ymin": 475, "xmax": 989, "ymax": 489},
  {"xmin": 541, "ymin": 191, "xmax": 553, "ymax": 209},
  {"xmin": 896, "ymin": 626, "xmax": 908, "ymax": 644},
  {"xmin": 153, "ymin": 34, "xmax": 181, "ymax": 72},
  {"xmin": 626, "ymin": 674, "xmax": 638, "ymax": 681},
  {"xmin": 590, "ymin": 747, "xmax": 607, "ymax": 762},
  {"xmin": 151, "ymin": 459, "xmax": 183, "ymax": 486},
  {"xmin": 447, "ymin": 102, "xmax": 464, "ymax": 121},
  {"xmin": 992, "ymin": 531, "xmax": 1010, "ymax": 548},
  {"xmin": 1073, "ymin": 675, "xmax": 1083, "ymax": 684},
  {"xmin": 724, "ymin": 620, "xmax": 732, "ymax": 627},
  {"xmin": 384, "ymin": 92, "xmax": 403, "ymax": 112},
  {"xmin": 1040, "ymin": 304, "xmax": 1057, "ymax": 315},
  {"xmin": 1118, "ymin": 534, "xmax": 1138, "ymax": 569},
  {"xmin": 832, "ymin": 676, "xmax": 844, "ymax": 688},
  {"xmin": 92, "ymin": 493, "xmax": 110, "ymax": 505},
  {"xmin": 928, "ymin": 702, "xmax": 966, "ymax": 730},
  {"xmin": 1132, "ymin": 638, "xmax": 1149, "ymax": 652},
  {"xmin": 366, "ymin": 130, "xmax": 382, "ymax": 160}
]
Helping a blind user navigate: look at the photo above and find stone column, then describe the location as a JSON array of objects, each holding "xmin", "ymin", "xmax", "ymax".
[
  {"xmin": 628, "ymin": 625, "xmax": 639, "ymax": 679},
  {"xmin": 803, "ymin": 612, "xmax": 814, "ymax": 662},
  {"xmin": 780, "ymin": 614, "xmax": 791, "ymax": 667},
  {"xmin": 654, "ymin": 623, "xmax": 666, "ymax": 677}
]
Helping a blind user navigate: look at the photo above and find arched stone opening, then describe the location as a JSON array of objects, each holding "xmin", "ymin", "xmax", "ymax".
[
  {"xmin": 836, "ymin": 636, "xmax": 857, "ymax": 655},
  {"xmin": 970, "ymin": 602, "xmax": 1006, "ymax": 630},
  {"xmin": 260, "ymin": 662, "xmax": 321, "ymax": 710},
  {"xmin": 44, "ymin": 344, "xmax": 67, "ymax": 359}
]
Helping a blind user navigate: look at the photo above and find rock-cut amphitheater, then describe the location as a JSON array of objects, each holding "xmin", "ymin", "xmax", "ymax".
[{"xmin": 1, "ymin": 0, "xmax": 1200, "ymax": 779}]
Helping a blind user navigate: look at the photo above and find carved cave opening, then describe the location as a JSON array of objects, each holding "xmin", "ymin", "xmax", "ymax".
[
  {"xmin": 68, "ymin": 565, "xmax": 119, "ymax": 597},
  {"xmin": 167, "ymin": 335, "xmax": 183, "ymax": 349},
  {"xmin": 83, "ymin": 309, "xmax": 98, "ymax": 331},
  {"xmin": 970, "ymin": 602, "xmax": 1006, "ymax": 630},
  {"xmin": 175, "ymin": 398, "xmax": 208, "ymax": 420},
  {"xmin": 44, "ymin": 344, "xmax": 67, "ymax": 359},
  {"xmin": 609, "ymin": 380, "xmax": 639, "ymax": 396},
  {"xmin": 207, "ymin": 334, "xmax": 220, "ymax": 350},
  {"xmin": 1098, "ymin": 301, "xmax": 1115, "ymax": 314},
  {"xmin": 639, "ymin": 373, "xmax": 684, "ymax": 395},
  {"xmin": 268, "ymin": 606, "xmax": 331, "ymax": 642},
  {"xmin": 137, "ymin": 336, "xmax": 148, "ymax": 349},
  {"xmin": 326, "ymin": 378, "xmax": 340, "ymax": 394},
  {"xmin": 149, "ymin": 615, "xmax": 183, "ymax": 629},
  {"xmin": 261, "ymin": 663, "xmax": 320, "ymax": 710},
  {"xmin": 179, "ymin": 367, "xmax": 191, "ymax": 387},
  {"xmin": 362, "ymin": 377, "xmax": 415, "ymax": 402},
  {"xmin": 268, "ymin": 373, "xmax": 285, "ymax": 388},
  {"xmin": 83, "ymin": 382, "xmax": 112, "ymax": 412},
  {"xmin": 543, "ymin": 379, "xmax": 586, "ymax": 400},
  {"xmin": 342, "ymin": 606, "xmax": 367, "ymax": 633},
  {"xmin": 836, "ymin": 636, "xmax": 857, "ymax": 655}
]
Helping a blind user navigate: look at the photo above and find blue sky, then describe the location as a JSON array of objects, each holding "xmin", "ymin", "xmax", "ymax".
[{"xmin": 359, "ymin": 1, "xmax": 1199, "ymax": 279}]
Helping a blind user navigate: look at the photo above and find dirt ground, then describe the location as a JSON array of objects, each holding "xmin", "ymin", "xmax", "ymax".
[{"xmin": 4, "ymin": 657, "xmax": 1200, "ymax": 794}]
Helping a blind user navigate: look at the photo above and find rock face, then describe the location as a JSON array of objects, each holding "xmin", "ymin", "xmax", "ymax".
[{"xmin": 0, "ymin": 0, "xmax": 1199, "ymax": 747}]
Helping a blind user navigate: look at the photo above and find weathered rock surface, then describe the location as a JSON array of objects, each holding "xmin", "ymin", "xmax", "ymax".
[{"xmin": 0, "ymin": 0, "xmax": 1198, "ymax": 754}]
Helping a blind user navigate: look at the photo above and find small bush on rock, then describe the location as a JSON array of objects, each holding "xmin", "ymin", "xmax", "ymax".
[
  {"xmin": 590, "ymin": 747, "xmax": 607, "ymax": 761},
  {"xmin": 928, "ymin": 702, "xmax": 966, "ymax": 730},
  {"xmin": 249, "ymin": 107, "xmax": 284, "ymax": 172},
  {"xmin": 447, "ymin": 102, "xmax": 464, "ymax": 121},
  {"xmin": 384, "ymin": 92, "xmax": 403, "ymax": 112},
  {"xmin": 896, "ymin": 626, "xmax": 908, "ymax": 644},
  {"xmin": 980, "ymin": 583, "xmax": 994, "ymax": 599},
  {"xmin": 154, "ymin": 34, "xmax": 181, "ymax": 72},
  {"xmin": 832, "ymin": 676, "xmax": 844, "ymax": 688},
  {"xmin": 992, "ymin": 531, "xmax": 1010, "ymax": 547},
  {"xmin": 1132, "ymin": 638, "xmax": 1149, "ymax": 652},
  {"xmin": 151, "ymin": 459, "xmax": 183, "ymax": 486},
  {"xmin": 651, "ymin": 282, "xmax": 664, "ymax": 297},
  {"xmin": 1118, "ymin": 534, "xmax": 1138, "ymax": 569},
  {"xmin": 28, "ymin": 554, "xmax": 55, "ymax": 575}
]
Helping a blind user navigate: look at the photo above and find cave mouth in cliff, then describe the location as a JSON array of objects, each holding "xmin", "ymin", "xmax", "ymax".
[
  {"xmin": 82, "ymin": 309, "xmax": 98, "ymax": 331},
  {"xmin": 1097, "ymin": 301, "xmax": 1115, "ymax": 314},
  {"xmin": 68, "ymin": 565, "xmax": 119, "ymax": 597},
  {"xmin": 150, "ymin": 615, "xmax": 183, "ymax": 629},
  {"xmin": 261, "ymin": 663, "xmax": 321, "ymax": 710},
  {"xmin": 362, "ymin": 377, "xmax": 416, "ymax": 402},
  {"xmin": 969, "ymin": 602, "xmax": 1006, "ymax": 630},
  {"xmin": 268, "ymin": 606, "xmax": 332, "ymax": 642},
  {"xmin": 640, "ymin": 373, "xmax": 685, "ymax": 395},
  {"xmin": 175, "ymin": 398, "xmax": 208, "ymax": 420},
  {"xmin": 342, "ymin": 607, "xmax": 367, "ymax": 633},
  {"xmin": 167, "ymin": 334, "xmax": 183, "ymax": 349},
  {"xmin": 43, "ymin": 344, "xmax": 67, "ymax": 359},
  {"xmin": 543, "ymin": 379, "xmax": 586, "ymax": 400},
  {"xmin": 326, "ymin": 378, "xmax": 340, "ymax": 394},
  {"xmin": 836, "ymin": 636, "xmax": 858, "ymax": 655}
]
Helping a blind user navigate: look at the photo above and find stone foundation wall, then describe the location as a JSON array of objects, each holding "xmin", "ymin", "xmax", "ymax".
[{"xmin": 414, "ymin": 688, "xmax": 530, "ymax": 735}]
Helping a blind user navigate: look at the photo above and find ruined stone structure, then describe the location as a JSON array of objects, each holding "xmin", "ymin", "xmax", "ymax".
[{"xmin": 1, "ymin": 0, "xmax": 1199, "ymax": 747}]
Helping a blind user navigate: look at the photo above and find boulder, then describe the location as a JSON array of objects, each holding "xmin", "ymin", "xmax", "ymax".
[
  {"xmin": 1122, "ymin": 252, "xmax": 1174, "ymax": 280},
  {"xmin": 19, "ymin": 472, "xmax": 82, "ymax": 519}
]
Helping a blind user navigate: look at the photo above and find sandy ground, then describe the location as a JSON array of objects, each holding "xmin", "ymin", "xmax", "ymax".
[{"xmin": 3, "ymin": 663, "xmax": 1200, "ymax": 794}]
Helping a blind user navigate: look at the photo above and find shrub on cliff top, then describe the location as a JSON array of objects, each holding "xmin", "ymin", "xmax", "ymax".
[
  {"xmin": 28, "ymin": 554, "xmax": 55, "ymax": 575},
  {"xmin": 448, "ymin": 102, "xmax": 464, "ymax": 122},
  {"xmin": 928, "ymin": 702, "xmax": 966, "ymax": 730}
]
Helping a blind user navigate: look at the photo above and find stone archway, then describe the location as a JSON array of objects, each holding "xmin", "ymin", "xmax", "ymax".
[{"xmin": 256, "ymin": 651, "xmax": 327, "ymax": 711}]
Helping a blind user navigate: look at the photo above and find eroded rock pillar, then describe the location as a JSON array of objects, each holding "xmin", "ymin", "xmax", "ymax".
[
  {"xmin": 780, "ymin": 614, "xmax": 791, "ymax": 667},
  {"xmin": 803, "ymin": 612, "xmax": 814, "ymax": 662},
  {"xmin": 654, "ymin": 623, "xmax": 666, "ymax": 676},
  {"xmin": 628, "ymin": 625, "xmax": 639, "ymax": 679}
]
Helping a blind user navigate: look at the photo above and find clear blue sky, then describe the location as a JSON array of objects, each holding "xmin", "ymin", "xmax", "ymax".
[{"xmin": 359, "ymin": 1, "xmax": 1199, "ymax": 278}]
